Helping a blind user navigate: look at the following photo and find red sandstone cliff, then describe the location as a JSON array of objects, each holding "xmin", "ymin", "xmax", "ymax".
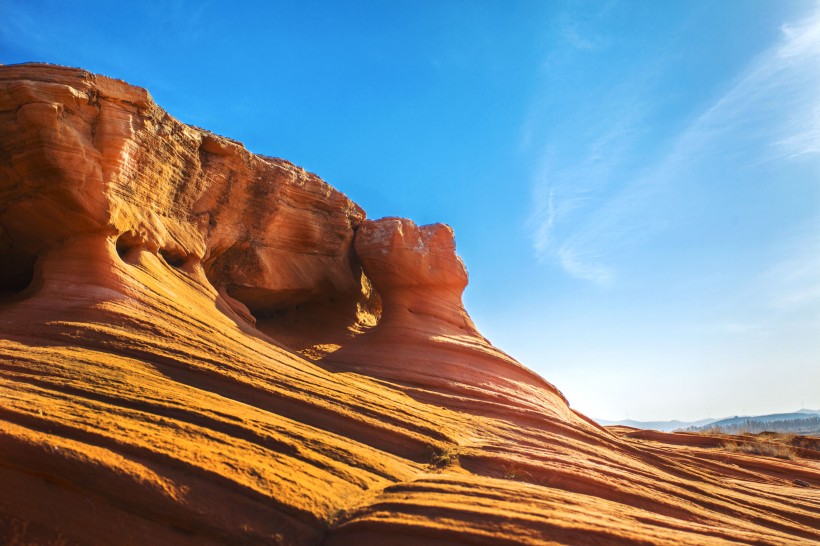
[{"xmin": 0, "ymin": 64, "xmax": 818, "ymax": 545}]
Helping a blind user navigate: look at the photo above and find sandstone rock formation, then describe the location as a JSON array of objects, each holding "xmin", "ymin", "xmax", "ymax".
[{"xmin": 1, "ymin": 64, "xmax": 818, "ymax": 545}]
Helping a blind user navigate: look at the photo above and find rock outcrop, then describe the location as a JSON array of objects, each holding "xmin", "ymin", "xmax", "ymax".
[{"xmin": 1, "ymin": 64, "xmax": 818, "ymax": 546}]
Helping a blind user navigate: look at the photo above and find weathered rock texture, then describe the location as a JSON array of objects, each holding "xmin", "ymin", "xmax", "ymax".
[{"xmin": 0, "ymin": 64, "xmax": 818, "ymax": 545}]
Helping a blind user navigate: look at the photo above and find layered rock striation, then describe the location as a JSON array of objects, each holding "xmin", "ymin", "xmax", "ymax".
[{"xmin": 1, "ymin": 64, "xmax": 818, "ymax": 546}]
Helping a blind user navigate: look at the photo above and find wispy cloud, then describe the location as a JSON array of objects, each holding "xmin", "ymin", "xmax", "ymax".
[
  {"xmin": 558, "ymin": 0, "xmax": 616, "ymax": 52},
  {"xmin": 529, "ymin": 5, "xmax": 820, "ymax": 285},
  {"xmin": 0, "ymin": 1, "xmax": 47, "ymax": 52},
  {"xmin": 561, "ymin": 22, "xmax": 601, "ymax": 52},
  {"xmin": 765, "ymin": 224, "xmax": 820, "ymax": 312},
  {"xmin": 707, "ymin": 222, "xmax": 820, "ymax": 339}
]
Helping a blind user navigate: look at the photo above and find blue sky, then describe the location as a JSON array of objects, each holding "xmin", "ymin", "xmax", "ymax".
[{"xmin": 2, "ymin": 0, "xmax": 818, "ymax": 421}]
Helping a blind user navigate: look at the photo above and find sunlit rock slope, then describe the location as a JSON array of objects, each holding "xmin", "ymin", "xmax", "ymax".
[{"xmin": 1, "ymin": 63, "xmax": 818, "ymax": 545}]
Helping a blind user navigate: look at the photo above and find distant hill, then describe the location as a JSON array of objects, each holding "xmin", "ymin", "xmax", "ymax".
[
  {"xmin": 595, "ymin": 417, "xmax": 719, "ymax": 432},
  {"xmin": 684, "ymin": 410, "xmax": 820, "ymax": 435},
  {"xmin": 597, "ymin": 409, "xmax": 820, "ymax": 434}
]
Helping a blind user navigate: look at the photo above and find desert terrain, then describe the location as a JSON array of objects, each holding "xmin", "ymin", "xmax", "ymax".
[{"xmin": 0, "ymin": 63, "xmax": 818, "ymax": 545}]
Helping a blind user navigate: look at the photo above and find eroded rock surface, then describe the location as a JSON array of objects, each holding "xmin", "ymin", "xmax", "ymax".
[{"xmin": 1, "ymin": 64, "xmax": 818, "ymax": 546}]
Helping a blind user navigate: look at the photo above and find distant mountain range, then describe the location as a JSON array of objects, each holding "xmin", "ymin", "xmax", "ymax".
[
  {"xmin": 686, "ymin": 410, "xmax": 820, "ymax": 435},
  {"xmin": 595, "ymin": 417, "xmax": 719, "ymax": 432},
  {"xmin": 597, "ymin": 409, "xmax": 820, "ymax": 434}
]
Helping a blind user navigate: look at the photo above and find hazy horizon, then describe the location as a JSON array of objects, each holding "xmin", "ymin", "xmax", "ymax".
[
  {"xmin": 595, "ymin": 405, "xmax": 820, "ymax": 423},
  {"xmin": 2, "ymin": 0, "xmax": 818, "ymax": 422}
]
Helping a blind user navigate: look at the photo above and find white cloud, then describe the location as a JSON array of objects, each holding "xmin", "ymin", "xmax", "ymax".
[
  {"xmin": 0, "ymin": 1, "xmax": 46, "ymax": 49},
  {"xmin": 765, "ymin": 225, "xmax": 820, "ymax": 312},
  {"xmin": 558, "ymin": 0, "xmax": 617, "ymax": 52},
  {"xmin": 561, "ymin": 22, "xmax": 599, "ymax": 51},
  {"xmin": 530, "ymin": 5, "xmax": 820, "ymax": 285}
]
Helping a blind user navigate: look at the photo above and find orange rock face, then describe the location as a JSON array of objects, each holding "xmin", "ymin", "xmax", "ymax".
[{"xmin": 1, "ymin": 64, "xmax": 818, "ymax": 546}]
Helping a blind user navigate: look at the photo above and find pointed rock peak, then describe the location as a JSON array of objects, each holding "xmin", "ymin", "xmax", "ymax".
[
  {"xmin": 354, "ymin": 218, "xmax": 476, "ymax": 333},
  {"xmin": 355, "ymin": 217, "xmax": 468, "ymax": 290}
]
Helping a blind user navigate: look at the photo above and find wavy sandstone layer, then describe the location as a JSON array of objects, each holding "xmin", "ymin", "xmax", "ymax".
[{"xmin": 0, "ymin": 64, "xmax": 818, "ymax": 545}]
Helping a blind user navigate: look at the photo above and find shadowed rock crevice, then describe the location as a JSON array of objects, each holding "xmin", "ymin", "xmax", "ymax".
[
  {"xmin": 0, "ymin": 248, "xmax": 37, "ymax": 298},
  {"xmin": 159, "ymin": 248, "xmax": 190, "ymax": 270},
  {"xmin": 0, "ymin": 223, "xmax": 39, "ymax": 301},
  {"xmin": 115, "ymin": 232, "xmax": 145, "ymax": 264},
  {"xmin": 212, "ymin": 265, "xmax": 383, "ymax": 360}
]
